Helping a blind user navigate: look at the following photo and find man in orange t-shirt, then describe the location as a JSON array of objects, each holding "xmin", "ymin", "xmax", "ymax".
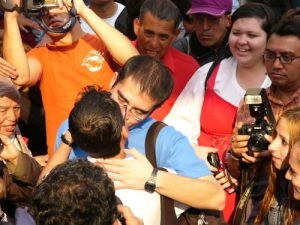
[{"xmin": 3, "ymin": 0, "xmax": 138, "ymax": 155}]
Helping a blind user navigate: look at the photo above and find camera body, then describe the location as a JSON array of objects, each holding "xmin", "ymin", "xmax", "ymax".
[
  {"xmin": 238, "ymin": 88, "xmax": 275, "ymax": 153},
  {"xmin": 0, "ymin": 0, "xmax": 76, "ymax": 33},
  {"xmin": 0, "ymin": 0, "xmax": 58, "ymax": 14}
]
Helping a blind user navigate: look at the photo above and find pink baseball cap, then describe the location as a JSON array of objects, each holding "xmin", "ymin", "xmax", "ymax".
[{"xmin": 187, "ymin": 0, "xmax": 232, "ymax": 16}]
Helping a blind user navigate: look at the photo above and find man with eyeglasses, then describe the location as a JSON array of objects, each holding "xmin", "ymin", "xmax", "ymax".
[
  {"xmin": 51, "ymin": 55, "xmax": 225, "ymax": 214},
  {"xmin": 225, "ymin": 9, "xmax": 300, "ymax": 224}
]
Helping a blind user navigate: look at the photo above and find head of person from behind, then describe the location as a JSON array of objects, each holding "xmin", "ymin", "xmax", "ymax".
[
  {"xmin": 0, "ymin": 77, "xmax": 21, "ymax": 137},
  {"xmin": 229, "ymin": 2, "xmax": 276, "ymax": 67},
  {"xmin": 133, "ymin": 0, "xmax": 181, "ymax": 59},
  {"xmin": 69, "ymin": 86, "xmax": 126, "ymax": 159},
  {"xmin": 29, "ymin": 159, "xmax": 122, "ymax": 225},
  {"xmin": 186, "ymin": 0, "xmax": 232, "ymax": 48},
  {"xmin": 263, "ymin": 9, "xmax": 300, "ymax": 93},
  {"xmin": 110, "ymin": 55, "xmax": 173, "ymax": 129}
]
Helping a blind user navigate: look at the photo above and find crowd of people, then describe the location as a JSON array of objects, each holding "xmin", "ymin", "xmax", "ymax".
[{"xmin": 0, "ymin": 0, "xmax": 300, "ymax": 224}]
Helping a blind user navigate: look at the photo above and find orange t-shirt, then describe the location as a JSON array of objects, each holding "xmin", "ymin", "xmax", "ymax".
[{"xmin": 27, "ymin": 34, "xmax": 115, "ymax": 156}]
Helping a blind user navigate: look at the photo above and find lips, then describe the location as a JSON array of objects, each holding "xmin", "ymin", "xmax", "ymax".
[
  {"xmin": 268, "ymin": 72, "xmax": 286, "ymax": 80},
  {"xmin": 145, "ymin": 50, "xmax": 159, "ymax": 58}
]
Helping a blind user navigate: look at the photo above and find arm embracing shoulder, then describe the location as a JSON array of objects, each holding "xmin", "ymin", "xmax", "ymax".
[{"xmin": 155, "ymin": 172, "xmax": 226, "ymax": 211}]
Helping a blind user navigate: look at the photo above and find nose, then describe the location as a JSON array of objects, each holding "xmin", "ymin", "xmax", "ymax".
[
  {"xmin": 237, "ymin": 34, "xmax": 247, "ymax": 45},
  {"xmin": 285, "ymin": 168, "xmax": 292, "ymax": 181},
  {"xmin": 149, "ymin": 36, "xmax": 159, "ymax": 49},
  {"xmin": 272, "ymin": 57, "xmax": 284, "ymax": 69},
  {"xmin": 268, "ymin": 139, "xmax": 277, "ymax": 154},
  {"xmin": 202, "ymin": 17, "xmax": 210, "ymax": 30},
  {"xmin": 6, "ymin": 108, "xmax": 18, "ymax": 122}
]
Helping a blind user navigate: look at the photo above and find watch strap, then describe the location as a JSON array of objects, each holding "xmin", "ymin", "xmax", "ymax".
[{"xmin": 60, "ymin": 132, "xmax": 74, "ymax": 147}]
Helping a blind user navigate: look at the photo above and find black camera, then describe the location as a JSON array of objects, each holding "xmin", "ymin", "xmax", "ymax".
[
  {"xmin": 207, "ymin": 153, "xmax": 221, "ymax": 170},
  {"xmin": 238, "ymin": 88, "xmax": 275, "ymax": 153},
  {"xmin": 0, "ymin": 0, "xmax": 77, "ymax": 33}
]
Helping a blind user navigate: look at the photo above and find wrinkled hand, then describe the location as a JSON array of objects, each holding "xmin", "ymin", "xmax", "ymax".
[
  {"xmin": 117, "ymin": 205, "xmax": 144, "ymax": 225},
  {"xmin": 17, "ymin": 14, "xmax": 41, "ymax": 33},
  {"xmin": 0, "ymin": 57, "xmax": 18, "ymax": 80},
  {"xmin": 96, "ymin": 148, "xmax": 153, "ymax": 190},
  {"xmin": 0, "ymin": 134, "xmax": 19, "ymax": 164},
  {"xmin": 194, "ymin": 145, "xmax": 218, "ymax": 173},
  {"xmin": 215, "ymin": 170, "xmax": 237, "ymax": 194}
]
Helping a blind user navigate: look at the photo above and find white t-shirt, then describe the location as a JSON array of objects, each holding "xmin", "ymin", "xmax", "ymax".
[
  {"xmin": 87, "ymin": 156, "xmax": 187, "ymax": 225},
  {"xmin": 81, "ymin": 2, "xmax": 125, "ymax": 33},
  {"xmin": 164, "ymin": 57, "xmax": 271, "ymax": 145}
]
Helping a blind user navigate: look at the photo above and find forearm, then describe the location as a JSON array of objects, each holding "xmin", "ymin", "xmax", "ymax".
[
  {"xmin": 79, "ymin": 7, "xmax": 139, "ymax": 65},
  {"xmin": 7, "ymin": 152, "xmax": 42, "ymax": 186},
  {"xmin": 38, "ymin": 143, "xmax": 71, "ymax": 183},
  {"xmin": 3, "ymin": 12, "xmax": 31, "ymax": 85},
  {"xmin": 155, "ymin": 172, "xmax": 226, "ymax": 210}
]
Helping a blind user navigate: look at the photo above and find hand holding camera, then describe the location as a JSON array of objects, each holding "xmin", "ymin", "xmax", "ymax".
[{"xmin": 232, "ymin": 88, "xmax": 275, "ymax": 163}]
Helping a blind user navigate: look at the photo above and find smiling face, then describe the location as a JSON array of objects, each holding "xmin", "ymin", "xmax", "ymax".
[
  {"xmin": 229, "ymin": 17, "xmax": 267, "ymax": 67},
  {"xmin": 0, "ymin": 96, "xmax": 20, "ymax": 137},
  {"xmin": 134, "ymin": 11, "xmax": 178, "ymax": 59},
  {"xmin": 264, "ymin": 34, "xmax": 300, "ymax": 91},
  {"xmin": 286, "ymin": 141, "xmax": 300, "ymax": 200}
]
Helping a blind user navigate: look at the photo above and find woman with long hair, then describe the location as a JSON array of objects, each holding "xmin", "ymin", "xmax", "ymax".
[{"xmin": 255, "ymin": 107, "xmax": 300, "ymax": 225}]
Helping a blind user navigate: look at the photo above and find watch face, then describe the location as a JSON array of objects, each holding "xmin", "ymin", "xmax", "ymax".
[{"xmin": 144, "ymin": 180, "xmax": 156, "ymax": 193}]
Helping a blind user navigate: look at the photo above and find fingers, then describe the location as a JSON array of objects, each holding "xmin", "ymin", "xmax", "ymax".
[
  {"xmin": 264, "ymin": 134, "xmax": 273, "ymax": 143},
  {"xmin": 124, "ymin": 148, "xmax": 145, "ymax": 160},
  {"xmin": 208, "ymin": 165, "xmax": 218, "ymax": 173},
  {"xmin": 117, "ymin": 205, "xmax": 143, "ymax": 225},
  {"xmin": 241, "ymin": 153, "xmax": 262, "ymax": 163},
  {"xmin": 0, "ymin": 58, "xmax": 18, "ymax": 80}
]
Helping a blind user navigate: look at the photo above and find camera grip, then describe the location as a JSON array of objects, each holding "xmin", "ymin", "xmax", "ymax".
[{"xmin": 207, "ymin": 153, "xmax": 221, "ymax": 170}]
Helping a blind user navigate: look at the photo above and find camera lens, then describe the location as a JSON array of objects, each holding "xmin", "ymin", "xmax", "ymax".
[{"xmin": 248, "ymin": 134, "xmax": 269, "ymax": 152}]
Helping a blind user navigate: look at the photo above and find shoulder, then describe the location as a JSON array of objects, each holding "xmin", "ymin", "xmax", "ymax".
[{"xmin": 169, "ymin": 47, "xmax": 199, "ymax": 68}]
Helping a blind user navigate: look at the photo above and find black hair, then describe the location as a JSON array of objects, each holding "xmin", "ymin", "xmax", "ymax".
[
  {"xmin": 69, "ymin": 86, "xmax": 124, "ymax": 158},
  {"xmin": 231, "ymin": 2, "xmax": 277, "ymax": 38},
  {"xmin": 113, "ymin": 55, "xmax": 174, "ymax": 109},
  {"xmin": 30, "ymin": 159, "xmax": 117, "ymax": 225},
  {"xmin": 139, "ymin": 0, "xmax": 181, "ymax": 32},
  {"xmin": 269, "ymin": 8, "xmax": 300, "ymax": 38}
]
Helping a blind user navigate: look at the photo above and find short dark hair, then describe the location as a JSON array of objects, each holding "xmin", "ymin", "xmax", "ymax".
[
  {"xmin": 139, "ymin": 0, "xmax": 181, "ymax": 32},
  {"xmin": 231, "ymin": 2, "xmax": 276, "ymax": 38},
  {"xmin": 113, "ymin": 55, "xmax": 174, "ymax": 109},
  {"xmin": 69, "ymin": 86, "xmax": 124, "ymax": 158},
  {"xmin": 269, "ymin": 8, "xmax": 300, "ymax": 38},
  {"xmin": 30, "ymin": 159, "xmax": 118, "ymax": 225}
]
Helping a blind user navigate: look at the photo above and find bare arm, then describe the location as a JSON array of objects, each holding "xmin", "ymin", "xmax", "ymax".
[
  {"xmin": 38, "ymin": 141, "xmax": 72, "ymax": 183},
  {"xmin": 73, "ymin": 0, "xmax": 139, "ymax": 65},
  {"xmin": 3, "ymin": 11, "xmax": 42, "ymax": 86},
  {"xmin": 99, "ymin": 149, "xmax": 226, "ymax": 211}
]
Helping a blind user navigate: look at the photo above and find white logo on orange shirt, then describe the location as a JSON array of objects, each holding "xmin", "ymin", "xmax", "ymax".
[{"xmin": 82, "ymin": 50, "xmax": 105, "ymax": 72}]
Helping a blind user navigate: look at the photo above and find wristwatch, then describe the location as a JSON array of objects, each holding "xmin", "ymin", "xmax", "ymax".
[
  {"xmin": 60, "ymin": 132, "xmax": 74, "ymax": 147},
  {"xmin": 144, "ymin": 168, "xmax": 159, "ymax": 193}
]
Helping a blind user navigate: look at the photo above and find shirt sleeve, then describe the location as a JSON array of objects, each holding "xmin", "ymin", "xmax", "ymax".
[{"xmin": 155, "ymin": 125, "xmax": 211, "ymax": 178}]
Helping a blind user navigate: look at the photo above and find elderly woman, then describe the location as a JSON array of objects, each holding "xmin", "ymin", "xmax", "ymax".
[{"xmin": 0, "ymin": 76, "xmax": 42, "ymax": 221}]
